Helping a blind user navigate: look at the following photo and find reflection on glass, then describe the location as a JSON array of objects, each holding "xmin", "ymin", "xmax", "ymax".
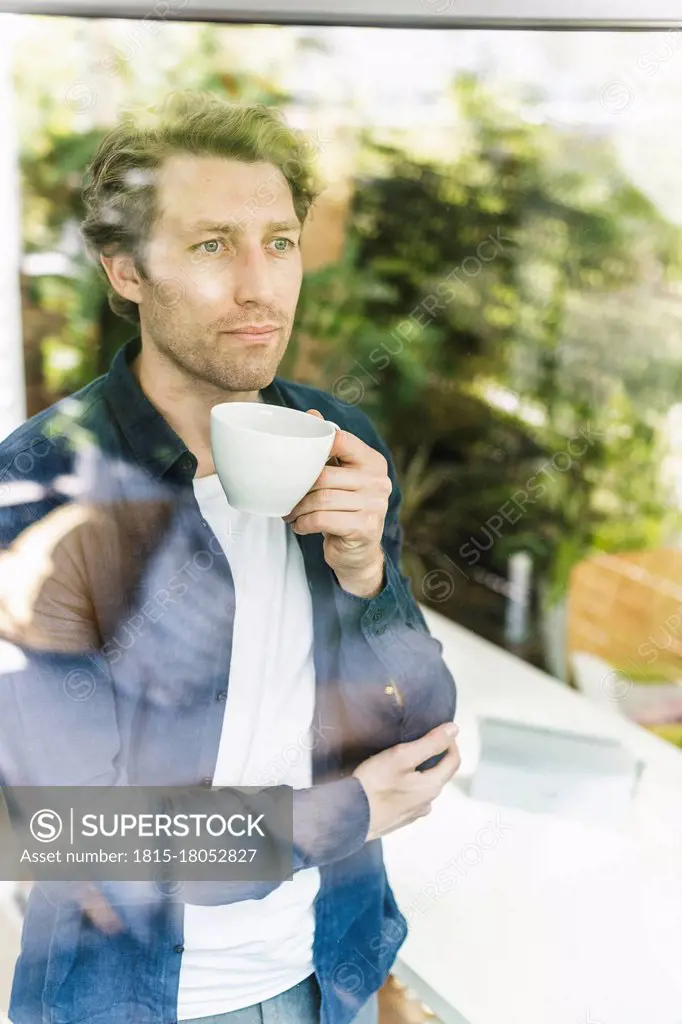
[{"xmin": 2, "ymin": 16, "xmax": 682, "ymax": 1024}]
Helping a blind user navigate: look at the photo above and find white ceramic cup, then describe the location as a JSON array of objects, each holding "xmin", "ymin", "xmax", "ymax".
[{"xmin": 210, "ymin": 402, "xmax": 340, "ymax": 517}]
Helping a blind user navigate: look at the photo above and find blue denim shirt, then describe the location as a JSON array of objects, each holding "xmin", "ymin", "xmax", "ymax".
[{"xmin": 0, "ymin": 337, "xmax": 456, "ymax": 1024}]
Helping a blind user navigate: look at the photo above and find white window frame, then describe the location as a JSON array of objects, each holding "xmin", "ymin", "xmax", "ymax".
[{"xmin": 0, "ymin": 0, "xmax": 680, "ymax": 28}]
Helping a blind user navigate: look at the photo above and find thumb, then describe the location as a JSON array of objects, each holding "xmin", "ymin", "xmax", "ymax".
[
  {"xmin": 401, "ymin": 722, "xmax": 458, "ymax": 771},
  {"xmin": 305, "ymin": 408, "xmax": 324, "ymax": 419}
]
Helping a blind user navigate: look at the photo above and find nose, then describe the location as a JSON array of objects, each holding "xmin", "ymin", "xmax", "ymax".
[{"xmin": 231, "ymin": 243, "xmax": 276, "ymax": 308}]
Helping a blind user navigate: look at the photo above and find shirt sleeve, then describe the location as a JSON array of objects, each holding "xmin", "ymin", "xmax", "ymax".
[{"xmin": 331, "ymin": 419, "xmax": 457, "ymax": 770}]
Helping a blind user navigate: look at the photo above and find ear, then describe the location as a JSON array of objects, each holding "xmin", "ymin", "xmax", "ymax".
[{"xmin": 99, "ymin": 252, "xmax": 144, "ymax": 306}]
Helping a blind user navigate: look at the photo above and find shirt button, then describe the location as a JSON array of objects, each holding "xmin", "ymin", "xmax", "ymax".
[
  {"xmin": 217, "ymin": 691, "xmax": 227, "ymax": 702},
  {"xmin": 174, "ymin": 944, "xmax": 184, "ymax": 954},
  {"xmin": 375, "ymin": 624, "xmax": 387, "ymax": 635},
  {"xmin": 372, "ymin": 610, "xmax": 383, "ymax": 621},
  {"xmin": 200, "ymin": 519, "xmax": 208, "ymax": 528}
]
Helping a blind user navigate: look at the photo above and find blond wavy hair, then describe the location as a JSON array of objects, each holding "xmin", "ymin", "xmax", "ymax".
[{"xmin": 80, "ymin": 90, "xmax": 322, "ymax": 324}]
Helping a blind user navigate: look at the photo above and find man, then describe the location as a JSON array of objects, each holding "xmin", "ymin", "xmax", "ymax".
[{"xmin": 0, "ymin": 91, "xmax": 458, "ymax": 1024}]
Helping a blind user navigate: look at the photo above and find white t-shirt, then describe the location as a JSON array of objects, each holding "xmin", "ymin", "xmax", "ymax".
[{"xmin": 176, "ymin": 471, "xmax": 320, "ymax": 1020}]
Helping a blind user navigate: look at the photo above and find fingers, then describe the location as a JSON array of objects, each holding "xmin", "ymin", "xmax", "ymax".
[
  {"xmin": 305, "ymin": 408, "xmax": 386, "ymax": 472},
  {"xmin": 420, "ymin": 743, "xmax": 462, "ymax": 793},
  {"xmin": 284, "ymin": 467, "xmax": 391, "ymax": 528},
  {"xmin": 285, "ymin": 488, "xmax": 366, "ymax": 521},
  {"xmin": 401, "ymin": 722, "xmax": 459, "ymax": 771},
  {"xmin": 312, "ymin": 467, "xmax": 383, "ymax": 494},
  {"xmin": 287, "ymin": 509, "xmax": 384, "ymax": 538}
]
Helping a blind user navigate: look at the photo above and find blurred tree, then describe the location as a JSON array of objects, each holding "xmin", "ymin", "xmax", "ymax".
[{"xmin": 290, "ymin": 74, "xmax": 682, "ymax": 656}]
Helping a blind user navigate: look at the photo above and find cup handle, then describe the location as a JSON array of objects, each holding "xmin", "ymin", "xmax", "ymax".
[{"xmin": 325, "ymin": 421, "xmax": 341, "ymax": 466}]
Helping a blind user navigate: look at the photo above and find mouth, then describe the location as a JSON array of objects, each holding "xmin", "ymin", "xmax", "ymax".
[{"xmin": 221, "ymin": 326, "xmax": 280, "ymax": 344}]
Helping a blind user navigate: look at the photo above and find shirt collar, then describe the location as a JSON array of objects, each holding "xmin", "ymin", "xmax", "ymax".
[{"xmin": 102, "ymin": 335, "xmax": 287, "ymax": 482}]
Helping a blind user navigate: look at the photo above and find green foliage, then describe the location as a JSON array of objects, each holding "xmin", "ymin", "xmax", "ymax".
[{"xmin": 293, "ymin": 74, "xmax": 682, "ymax": 632}]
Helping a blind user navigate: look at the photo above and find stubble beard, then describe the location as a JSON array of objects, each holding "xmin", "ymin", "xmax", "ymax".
[{"xmin": 145, "ymin": 307, "xmax": 291, "ymax": 395}]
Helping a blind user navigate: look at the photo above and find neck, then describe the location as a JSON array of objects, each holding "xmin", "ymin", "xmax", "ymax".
[{"xmin": 132, "ymin": 338, "xmax": 261, "ymax": 479}]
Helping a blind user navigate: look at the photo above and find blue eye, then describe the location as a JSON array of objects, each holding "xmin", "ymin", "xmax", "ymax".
[
  {"xmin": 271, "ymin": 238, "xmax": 297, "ymax": 254},
  {"xmin": 191, "ymin": 237, "xmax": 297, "ymax": 257},
  {"xmin": 190, "ymin": 239, "xmax": 227, "ymax": 256},
  {"xmin": 199, "ymin": 239, "xmax": 222, "ymax": 254}
]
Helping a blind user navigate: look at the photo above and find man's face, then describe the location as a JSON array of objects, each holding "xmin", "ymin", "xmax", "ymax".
[{"xmin": 129, "ymin": 153, "xmax": 304, "ymax": 393}]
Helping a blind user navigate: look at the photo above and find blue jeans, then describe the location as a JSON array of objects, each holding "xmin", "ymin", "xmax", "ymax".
[{"xmin": 181, "ymin": 973, "xmax": 378, "ymax": 1023}]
